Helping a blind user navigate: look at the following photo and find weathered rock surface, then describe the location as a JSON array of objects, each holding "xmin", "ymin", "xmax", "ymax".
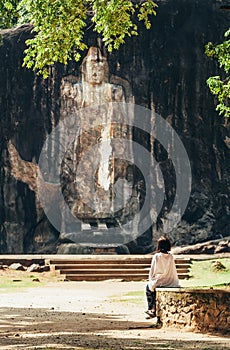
[
  {"xmin": 27, "ymin": 263, "xmax": 50, "ymax": 273},
  {"xmin": 0, "ymin": 0, "xmax": 229, "ymax": 253},
  {"xmin": 171, "ymin": 236, "xmax": 230, "ymax": 254},
  {"xmin": 157, "ymin": 288, "xmax": 230, "ymax": 333}
]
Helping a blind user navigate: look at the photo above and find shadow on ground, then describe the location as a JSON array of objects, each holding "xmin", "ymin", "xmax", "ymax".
[{"xmin": 0, "ymin": 307, "xmax": 229, "ymax": 349}]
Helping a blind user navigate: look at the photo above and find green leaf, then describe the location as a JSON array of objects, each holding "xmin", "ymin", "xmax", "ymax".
[
  {"xmin": 0, "ymin": 0, "xmax": 157, "ymax": 77},
  {"xmin": 206, "ymin": 29, "xmax": 230, "ymax": 119}
]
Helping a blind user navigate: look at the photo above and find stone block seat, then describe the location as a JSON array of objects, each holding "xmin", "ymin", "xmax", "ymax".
[{"xmin": 156, "ymin": 287, "xmax": 230, "ymax": 333}]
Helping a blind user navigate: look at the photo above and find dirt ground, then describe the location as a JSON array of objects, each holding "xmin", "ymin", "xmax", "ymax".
[{"xmin": 0, "ymin": 280, "xmax": 229, "ymax": 350}]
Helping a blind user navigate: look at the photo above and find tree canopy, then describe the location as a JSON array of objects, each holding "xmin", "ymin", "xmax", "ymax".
[
  {"xmin": 0, "ymin": 0, "xmax": 157, "ymax": 77},
  {"xmin": 1, "ymin": 0, "xmax": 229, "ymax": 120},
  {"xmin": 205, "ymin": 29, "xmax": 230, "ymax": 120}
]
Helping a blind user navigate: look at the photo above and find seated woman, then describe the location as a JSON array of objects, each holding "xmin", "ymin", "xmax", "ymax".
[{"xmin": 145, "ymin": 236, "xmax": 180, "ymax": 318}]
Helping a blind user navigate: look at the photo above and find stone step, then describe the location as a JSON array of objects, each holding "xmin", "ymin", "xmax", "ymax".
[
  {"xmin": 53, "ymin": 263, "xmax": 191, "ymax": 270},
  {"xmin": 59, "ymin": 268, "xmax": 149, "ymax": 274},
  {"xmin": 63, "ymin": 272, "xmax": 190, "ymax": 281},
  {"xmin": 54, "ymin": 263, "xmax": 148, "ymax": 269},
  {"xmin": 48, "ymin": 255, "xmax": 191, "ymax": 281},
  {"xmin": 172, "ymin": 268, "xmax": 189, "ymax": 273},
  {"xmin": 59, "ymin": 268, "xmax": 190, "ymax": 275},
  {"xmin": 64, "ymin": 274, "xmax": 148, "ymax": 281},
  {"xmin": 48, "ymin": 258, "xmax": 191, "ymax": 265},
  {"xmin": 48, "ymin": 258, "xmax": 153, "ymax": 264}
]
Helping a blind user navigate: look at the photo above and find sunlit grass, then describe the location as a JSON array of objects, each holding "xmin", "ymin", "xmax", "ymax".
[
  {"xmin": 181, "ymin": 258, "xmax": 230, "ymax": 288},
  {"xmin": 0, "ymin": 269, "xmax": 61, "ymax": 292}
]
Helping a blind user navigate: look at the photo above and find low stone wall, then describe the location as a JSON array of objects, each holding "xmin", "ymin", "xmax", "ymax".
[{"xmin": 156, "ymin": 288, "xmax": 230, "ymax": 333}]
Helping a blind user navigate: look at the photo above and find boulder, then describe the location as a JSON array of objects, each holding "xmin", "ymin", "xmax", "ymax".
[{"xmin": 9, "ymin": 263, "xmax": 25, "ymax": 271}]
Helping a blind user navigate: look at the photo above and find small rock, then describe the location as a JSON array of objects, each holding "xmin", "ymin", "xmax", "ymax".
[
  {"xmin": 218, "ymin": 240, "xmax": 229, "ymax": 246},
  {"xmin": 40, "ymin": 265, "xmax": 50, "ymax": 272},
  {"xmin": 214, "ymin": 245, "xmax": 229, "ymax": 253},
  {"xmin": 12, "ymin": 279, "xmax": 22, "ymax": 282},
  {"xmin": 27, "ymin": 264, "xmax": 41, "ymax": 273},
  {"xmin": 32, "ymin": 278, "xmax": 40, "ymax": 282},
  {"xmin": 201, "ymin": 245, "xmax": 215, "ymax": 254},
  {"xmin": 9, "ymin": 263, "xmax": 25, "ymax": 271},
  {"xmin": 211, "ymin": 261, "xmax": 226, "ymax": 271},
  {"xmin": 27, "ymin": 264, "xmax": 50, "ymax": 273}
]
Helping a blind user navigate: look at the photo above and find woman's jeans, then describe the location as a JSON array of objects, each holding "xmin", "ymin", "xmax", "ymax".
[{"xmin": 146, "ymin": 284, "xmax": 156, "ymax": 310}]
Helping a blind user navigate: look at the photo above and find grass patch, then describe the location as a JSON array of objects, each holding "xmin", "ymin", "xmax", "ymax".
[
  {"xmin": 0, "ymin": 269, "xmax": 61, "ymax": 292},
  {"xmin": 111, "ymin": 290, "xmax": 145, "ymax": 303},
  {"xmin": 181, "ymin": 258, "xmax": 230, "ymax": 288}
]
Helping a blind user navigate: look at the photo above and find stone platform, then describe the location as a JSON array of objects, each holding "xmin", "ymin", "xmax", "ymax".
[{"xmin": 156, "ymin": 287, "xmax": 230, "ymax": 333}]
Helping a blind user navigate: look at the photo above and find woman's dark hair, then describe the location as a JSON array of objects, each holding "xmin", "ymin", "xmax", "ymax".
[{"xmin": 157, "ymin": 236, "xmax": 171, "ymax": 253}]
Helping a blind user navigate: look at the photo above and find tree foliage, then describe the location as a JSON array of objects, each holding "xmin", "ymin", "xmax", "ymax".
[
  {"xmin": 205, "ymin": 29, "xmax": 230, "ymax": 120},
  {"xmin": 0, "ymin": 0, "xmax": 157, "ymax": 78},
  {"xmin": 0, "ymin": 0, "xmax": 19, "ymax": 28}
]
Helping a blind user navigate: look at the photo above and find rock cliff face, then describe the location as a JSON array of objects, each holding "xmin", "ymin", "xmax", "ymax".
[{"xmin": 0, "ymin": 0, "xmax": 229, "ymax": 254}]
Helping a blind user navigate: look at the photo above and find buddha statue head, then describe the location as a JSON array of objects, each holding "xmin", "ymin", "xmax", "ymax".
[{"xmin": 81, "ymin": 47, "xmax": 109, "ymax": 85}]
